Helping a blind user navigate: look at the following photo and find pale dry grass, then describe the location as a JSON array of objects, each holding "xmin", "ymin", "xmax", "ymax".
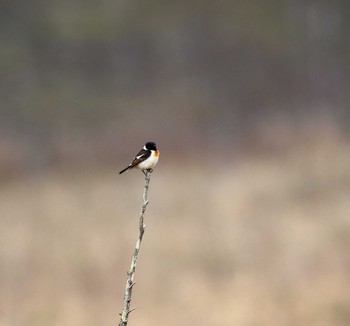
[{"xmin": 1, "ymin": 141, "xmax": 350, "ymax": 325}]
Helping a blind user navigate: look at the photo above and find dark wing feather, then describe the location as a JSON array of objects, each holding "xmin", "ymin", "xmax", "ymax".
[
  {"xmin": 119, "ymin": 148, "xmax": 150, "ymax": 174},
  {"xmin": 129, "ymin": 148, "xmax": 150, "ymax": 167}
]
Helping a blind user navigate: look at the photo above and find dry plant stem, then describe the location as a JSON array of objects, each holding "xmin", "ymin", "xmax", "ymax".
[{"xmin": 118, "ymin": 170, "xmax": 152, "ymax": 326}]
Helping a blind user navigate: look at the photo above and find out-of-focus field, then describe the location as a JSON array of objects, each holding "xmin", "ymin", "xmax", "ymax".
[{"xmin": 1, "ymin": 139, "xmax": 350, "ymax": 326}]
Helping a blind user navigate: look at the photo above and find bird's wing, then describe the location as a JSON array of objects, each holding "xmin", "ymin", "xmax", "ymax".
[
  {"xmin": 119, "ymin": 147, "xmax": 152, "ymax": 174},
  {"xmin": 129, "ymin": 148, "xmax": 151, "ymax": 168}
]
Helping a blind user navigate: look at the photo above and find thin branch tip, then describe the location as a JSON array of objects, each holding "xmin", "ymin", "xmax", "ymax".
[
  {"xmin": 118, "ymin": 166, "xmax": 154, "ymax": 326},
  {"xmin": 129, "ymin": 307, "xmax": 137, "ymax": 314}
]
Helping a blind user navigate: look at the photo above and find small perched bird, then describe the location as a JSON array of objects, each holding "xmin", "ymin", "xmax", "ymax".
[{"xmin": 119, "ymin": 142, "xmax": 159, "ymax": 175}]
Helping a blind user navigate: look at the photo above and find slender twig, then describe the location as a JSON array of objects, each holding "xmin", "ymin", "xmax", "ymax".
[{"xmin": 118, "ymin": 170, "xmax": 152, "ymax": 326}]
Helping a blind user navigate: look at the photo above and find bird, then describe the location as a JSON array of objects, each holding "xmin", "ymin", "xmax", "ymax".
[{"xmin": 119, "ymin": 142, "xmax": 159, "ymax": 175}]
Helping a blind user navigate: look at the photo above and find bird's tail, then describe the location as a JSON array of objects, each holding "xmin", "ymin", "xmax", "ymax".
[{"xmin": 119, "ymin": 165, "xmax": 131, "ymax": 174}]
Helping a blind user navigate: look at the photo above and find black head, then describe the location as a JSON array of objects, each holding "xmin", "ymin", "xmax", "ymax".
[{"xmin": 145, "ymin": 142, "xmax": 157, "ymax": 150}]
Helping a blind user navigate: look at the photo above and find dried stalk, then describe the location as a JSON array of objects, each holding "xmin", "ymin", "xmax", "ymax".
[{"xmin": 118, "ymin": 170, "xmax": 152, "ymax": 326}]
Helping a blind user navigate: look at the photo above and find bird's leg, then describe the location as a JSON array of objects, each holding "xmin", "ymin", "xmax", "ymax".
[{"xmin": 142, "ymin": 168, "xmax": 153, "ymax": 176}]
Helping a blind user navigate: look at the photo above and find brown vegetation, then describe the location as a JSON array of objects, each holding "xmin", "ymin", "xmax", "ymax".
[{"xmin": 1, "ymin": 137, "xmax": 350, "ymax": 325}]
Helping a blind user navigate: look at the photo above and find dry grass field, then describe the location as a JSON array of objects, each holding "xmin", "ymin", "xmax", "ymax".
[{"xmin": 1, "ymin": 138, "xmax": 350, "ymax": 325}]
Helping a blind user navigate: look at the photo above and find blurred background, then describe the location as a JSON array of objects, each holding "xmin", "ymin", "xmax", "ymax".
[{"xmin": 1, "ymin": 0, "xmax": 350, "ymax": 325}]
